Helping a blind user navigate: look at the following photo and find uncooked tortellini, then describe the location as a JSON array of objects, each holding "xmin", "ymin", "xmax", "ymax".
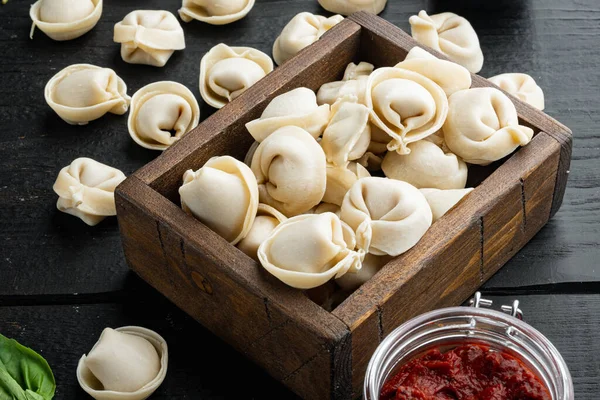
[
  {"xmin": 128, "ymin": 81, "xmax": 200, "ymax": 150},
  {"xmin": 488, "ymin": 73, "xmax": 545, "ymax": 110},
  {"xmin": 237, "ymin": 204, "xmax": 287, "ymax": 261},
  {"xmin": 420, "ymin": 188, "xmax": 474, "ymax": 222},
  {"xmin": 246, "ymin": 87, "xmax": 330, "ymax": 142},
  {"xmin": 396, "ymin": 47, "xmax": 472, "ymax": 96},
  {"xmin": 443, "ymin": 88, "xmax": 534, "ymax": 165},
  {"xmin": 341, "ymin": 177, "xmax": 432, "ymax": 256},
  {"xmin": 30, "ymin": 0, "xmax": 102, "ymax": 41},
  {"xmin": 45, "ymin": 64, "xmax": 130, "ymax": 125},
  {"xmin": 179, "ymin": 156, "xmax": 259, "ymax": 245},
  {"xmin": 273, "ymin": 12, "xmax": 344, "ymax": 65},
  {"xmin": 53, "ymin": 158, "xmax": 126, "ymax": 226},
  {"xmin": 258, "ymin": 213, "xmax": 363, "ymax": 289},
  {"xmin": 199, "ymin": 44, "xmax": 273, "ymax": 109},
  {"xmin": 317, "ymin": 62, "xmax": 374, "ymax": 106},
  {"xmin": 113, "ymin": 10, "xmax": 185, "ymax": 67},
  {"xmin": 366, "ymin": 67, "xmax": 448, "ymax": 154},
  {"xmin": 382, "ymin": 139, "xmax": 468, "ymax": 190},
  {"xmin": 409, "ymin": 10, "xmax": 484, "ymax": 73},
  {"xmin": 324, "ymin": 162, "xmax": 370, "ymax": 206},
  {"xmin": 317, "ymin": 0, "xmax": 387, "ymax": 16},
  {"xmin": 321, "ymin": 95, "xmax": 370, "ymax": 167},
  {"xmin": 335, "ymin": 253, "xmax": 392, "ymax": 291},
  {"xmin": 179, "ymin": 0, "xmax": 254, "ymax": 25},
  {"xmin": 251, "ymin": 126, "xmax": 327, "ymax": 216},
  {"xmin": 77, "ymin": 326, "xmax": 168, "ymax": 400}
]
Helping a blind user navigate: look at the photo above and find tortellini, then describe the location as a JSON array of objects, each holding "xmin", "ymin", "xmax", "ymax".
[
  {"xmin": 251, "ymin": 126, "xmax": 327, "ymax": 216},
  {"xmin": 420, "ymin": 188, "xmax": 474, "ymax": 222},
  {"xmin": 30, "ymin": 0, "xmax": 102, "ymax": 41},
  {"xmin": 179, "ymin": 156, "xmax": 259, "ymax": 245},
  {"xmin": 409, "ymin": 10, "xmax": 484, "ymax": 73},
  {"xmin": 381, "ymin": 139, "xmax": 468, "ymax": 190},
  {"xmin": 313, "ymin": 202, "xmax": 341, "ymax": 216},
  {"xmin": 179, "ymin": 0, "xmax": 255, "ymax": 25},
  {"xmin": 395, "ymin": 47, "xmax": 472, "ymax": 96},
  {"xmin": 443, "ymin": 88, "xmax": 534, "ymax": 165},
  {"xmin": 77, "ymin": 326, "xmax": 168, "ymax": 400},
  {"xmin": 53, "ymin": 158, "xmax": 126, "ymax": 226},
  {"xmin": 324, "ymin": 162, "xmax": 370, "ymax": 206},
  {"xmin": 237, "ymin": 204, "xmax": 287, "ymax": 261},
  {"xmin": 366, "ymin": 67, "xmax": 448, "ymax": 154},
  {"xmin": 488, "ymin": 73, "xmax": 545, "ymax": 110},
  {"xmin": 199, "ymin": 44, "xmax": 273, "ymax": 109},
  {"xmin": 335, "ymin": 253, "xmax": 392, "ymax": 291},
  {"xmin": 273, "ymin": 12, "xmax": 344, "ymax": 65},
  {"xmin": 45, "ymin": 64, "xmax": 131, "ymax": 125},
  {"xmin": 320, "ymin": 95, "xmax": 371, "ymax": 167},
  {"xmin": 246, "ymin": 87, "xmax": 330, "ymax": 142},
  {"xmin": 128, "ymin": 81, "xmax": 200, "ymax": 150},
  {"xmin": 317, "ymin": 0, "xmax": 387, "ymax": 16},
  {"xmin": 258, "ymin": 213, "xmax": 364, "ymax": 289},
  {"xmin": 113, "ymin": 10, "xmax": 185, "ymax": 67},
  {"xmin": 317, "ymin": 62, "xmax": 374, "ymax": 106},
  {"xmin": 340, "ymin": 177, "xmax": 432, "ymax": 256}
]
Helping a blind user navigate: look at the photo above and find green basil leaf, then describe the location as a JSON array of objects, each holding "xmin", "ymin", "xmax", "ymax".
[
  {"xmin": 0, "ymin": 334, "xmax": 55, "ymax": 400},
  {"xmin": 0, "ymin": 367, "xmax": 27, "ymax": 400}
]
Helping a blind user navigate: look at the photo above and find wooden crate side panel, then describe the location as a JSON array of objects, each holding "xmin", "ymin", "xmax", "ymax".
[
  {"xmin": 134, "ymin": 20, "xmax": 362, "ymax": 201},
  {"xmin": 116, "ymin": 177, "xmax": 352, "ymax": 400}
]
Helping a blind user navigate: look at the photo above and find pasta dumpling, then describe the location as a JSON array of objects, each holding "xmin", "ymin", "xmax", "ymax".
[
  {"xmin": 335, "ymin": 253, "xmax": 392, "ymax": 291},
  {"xmin": 341, "ymin": 177, "xmax": 432, "ymax": 256},
  {"xmin": 382, "ymin": 139, "xmax": 468, "ymax": 190},
  {"xmin": 420, "ymin": 188, "xmax": 474, "ymax": 222},
  {"xmin": 237, "ymin": 204, "xmax": 287, "ymax": 261},
  {"xmin": 488, "ymin": 73, "xmax": 545, "ymax": 110},
  {"xmin": 312, "ymin": 202, "xmax": 341, "ymax": 216},
  {"xmin": 317, "ymin": 0, "xmax": 387, "ymax": 16},
  {"xmin": 251, "ymin": 126, "xmax": 327, "ymax": 216},
  {"xmin": 53, "ymin": 158, "xmax": 126, "ymax": 226},
  {"xmin": 45, "ymin": 64, "xmax": 130, "ymax": 125},
  {"xmin": 409, "ymin": 10, "xmax": 484, "ymax": 73},
  {"xmin": 113, "ymin": 10, "xmax": 185, "ymax": 67},
  {"xmin": 366, "ymin": 67, "xmax": 448, "ymax": 154},
  {"xmin": 324, "ymin": 162, "xmax": 370, "ymax": 206},
  {"xmin": 199, "ymin": 44, "xmax": 273, "ymax": 109},
  {"xmin": 179, "ymin": 0, "xmax": 255, "ymax": 25},
  {"xmin": 273, "ymin": 12, "xmax": 343, "ymax": 65},
  {"xmin": 320, "ymin": 95, "xmax": 371, "ymax": 167},
  {"xmin": 317, "ymin": 62, "xmax": 374, "ymax": 106},
  {"xmin": 30, "ymin": 0, "xmax": 102, "ymax": 41},
  {"xmin": 77, "ymin": 326, "xmax": 168, "ymax": 400},
  {"xmin": 179, "ymin": 156, "xmax": 259, "ymax": 245},
  {"xmin": 246, "ymin": 87, "xmax": 330, "ymax": 142},
  {"xmin": 128, "ymin": 81, "xmax": 200, "ymax": 150},
  {"xmin": 443, "ymin": 88, "xmax": 534, "ymax": 165},
  {"xmin": 258, "ymin": 212, "xmax": 364, "ymax": 289},
  {"xmin": 395, "ymin": 46, "xmax": 472, "ymax": 96}
]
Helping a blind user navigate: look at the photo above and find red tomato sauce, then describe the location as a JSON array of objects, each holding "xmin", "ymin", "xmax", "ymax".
[{"xmin": 380, "ymin": 343, "xmax": 551, "ymax": 400}]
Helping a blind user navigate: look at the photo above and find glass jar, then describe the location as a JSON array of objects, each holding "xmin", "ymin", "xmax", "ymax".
[{"xmin": 364, "ymin": 294, "xmax": 573, "ymax": 400}]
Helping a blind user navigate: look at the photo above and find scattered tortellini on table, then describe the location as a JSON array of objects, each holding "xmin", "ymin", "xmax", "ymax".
[
  {"xmin": 199, "ymin": 43, "xmax": 273, "ymax": 109},
  {"xmin": 317, "ymin": 0, "xmax": 388, "ymax": 16},
  {"xmin": 30, "ymin": 0, "xmax": 102, "ymax": 41},
  {"xmin": 179, "ymin": 0, "xmax": 255, "ymax": 25},
  {"xmin": 53, "ymin": 158, "xmax": 126, "ymax": 226},
  {"xmin": 273, "ymin": 12, "xmax": 344, "ymax": 65},
  {"xmin": 128, "ymin": 81, "xmax": 200, "ymax": 150},
  {"xmin": 113, "ymin": 10, "xmax": 185, "ymax": 67},
  {"xmin": 45, "ymin": 64, "xmax": 131, "ymax": 125},
  {"xmin": 77, "ymin": 326, "xmax": 168, "ymax": 400}
]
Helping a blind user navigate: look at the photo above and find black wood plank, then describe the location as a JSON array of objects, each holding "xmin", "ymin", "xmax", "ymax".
[
  {"xmin": 0, "ymin": 0, "xmax": 599, "ymax": 295},
  {"xmin": 1, "ymin": 292, "xmax": 598, "ymax": 399}
]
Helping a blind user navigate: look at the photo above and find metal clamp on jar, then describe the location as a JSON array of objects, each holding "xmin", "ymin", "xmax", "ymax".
[{"xmin": 364, "ymin": 292, "xmax": 573, "ymax": 400}]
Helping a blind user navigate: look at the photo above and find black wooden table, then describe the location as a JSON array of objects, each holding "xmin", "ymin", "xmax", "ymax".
[{"xmin": 1, "ymin": 0, "xmax": 599, "ymax": 398}]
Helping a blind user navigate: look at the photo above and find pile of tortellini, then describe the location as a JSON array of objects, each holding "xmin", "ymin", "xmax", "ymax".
[{"xmin": 179, "ymin": 36, "xmax": 543, "ymax": 291}]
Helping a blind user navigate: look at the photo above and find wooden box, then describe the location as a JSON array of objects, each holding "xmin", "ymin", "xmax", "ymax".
[{"xmin": 115, "ymin": 12, "xmax": 572, "ymax": 400}]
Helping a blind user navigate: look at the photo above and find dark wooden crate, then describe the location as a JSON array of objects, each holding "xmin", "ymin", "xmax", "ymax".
[{"xmin": 115, "ymin": 12, "xmax": 572, "ymax": 400}]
